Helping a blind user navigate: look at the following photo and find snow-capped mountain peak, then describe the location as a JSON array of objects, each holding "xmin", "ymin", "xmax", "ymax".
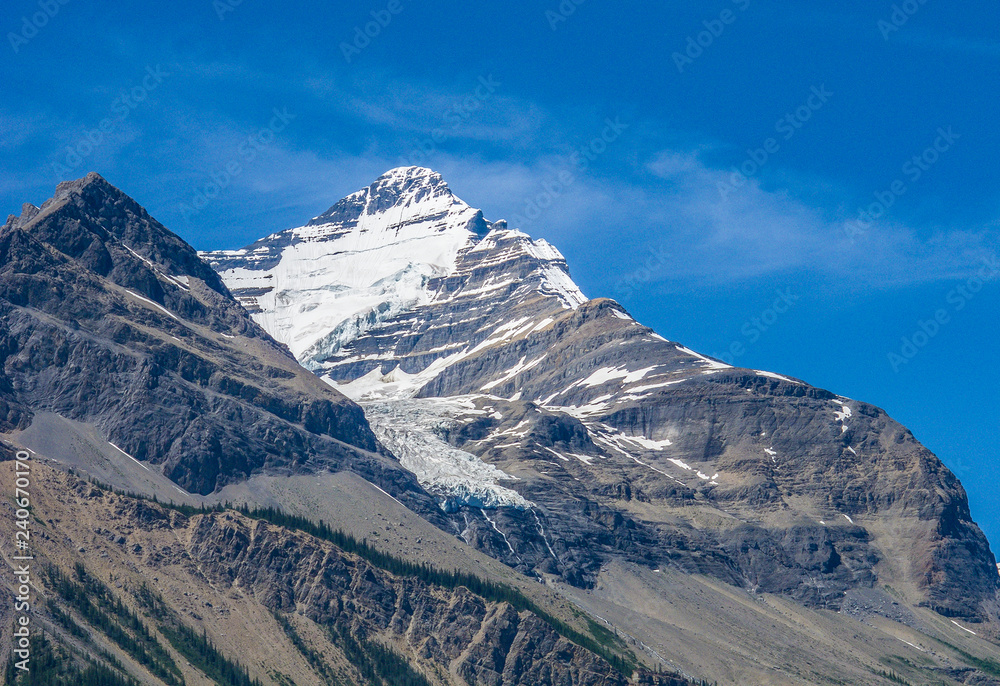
[
  {"xmin": 306, "ymin": 166, "xmax": 461, "ymax": 228},
  {"xmin": 201, "ymin": 168, "xmax": 584, "ymax": 363}
]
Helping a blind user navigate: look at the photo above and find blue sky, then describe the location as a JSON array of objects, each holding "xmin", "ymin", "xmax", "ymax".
[{"xmin": 2, "ymin": 1, "xmax": 998, "ymax": 545}]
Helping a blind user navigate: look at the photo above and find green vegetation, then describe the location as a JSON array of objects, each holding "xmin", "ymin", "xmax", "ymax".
[
  {"xmin": 2, "ymin": 632, "xmax": 140, "ymax": 686},
  {"xmin": 44, "ymin": 564, "xmax": 184, "ymax": 686},
  {"xmin": 159, "ymin": 623, "xmax": 261, "ymax": 686},
  {"xmin": 79, "ymin": 476, "xmax": 638, "ymax": 675},
  {"xmin": 273, "ymin": 612, "xmax": 344, "ymax": 685},
  {"xmin": 130, "ymin": 578, "xmax": 262, "ymax": 686},
  {"xmin": 41, "ymin": 559, "xmax": 264, "ymax": 686},
  {"xmin": 237, "ymin": 503, "xmax": 637, "ymax": 675},
  {"xmin": 875, "ymin": 668, "xmax": 912, "ymax": 685},
  {"xmin": 930, "ymin": 636, "xmax": 1000, "ymax": 678},
  {"xmin": 327, "ymin": 624, "xmax": 431, "ymax": 686}
]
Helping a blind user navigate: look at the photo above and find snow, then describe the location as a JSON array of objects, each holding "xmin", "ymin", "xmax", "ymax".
[
  {"xmin": 211, "ymin": 171, "xmax": 483, "ymax": 362},
  {"xmin": 531, "ymin": 317, "xmax": 555, "ymax": 332},
  {"xmin": 611, "ymin": 309, "xmax": 631, "ymax": 320},
  {"xmin": 208, "ymin": 168, "xmax": 592, "ymax": 400},
  {"xmin": 846, "ymin": 446, "xmax": 857, "ymax": 456},
  {"xmin": 482, "ymin": 509, "xmax": 518, "ymax": 556},
  {"xmin": 109, "ymin": 441, "xmax": 149, "ymax": 471},
  {"xmin": 532, "ymin": 510, "xmax": 558, "ymax": 560},
  {"xmin": 468, "ymin": 318, "xmax": 536, "ymax": 355},
  {"xmin": 755, "ymin": 370, "xmax": 800, "ymax": 384},
  {"xmin": 369, "ymin": 482, "xmax": 405, "ymax": 507},
  {"xmin": 833, "ymin": 401, "xmax": 853, "ymax": 433},
  {"xmin": 621, "ymin": 435, "xmax": 673, "ymax": 450},
  {"xmin": 123, "ymin": 245, "xmax": 190, "ymax": 292},
  {"xmin": 578, "ymin": 365, "xmax": 658, "ymax": 388},
  {"xmin": 559, "ymin": 397, "xmax": 613, "ymax": 418},
  {"xmin": 625, "ymin": 379, "xmax": 685, "ymax": 394},
  {"xmin": 125, "ymin": 290, "xmax": 179, "ymax": 321},
  {"xmin": 842, "ymin": 513, "xmax": 855, "ymax": 524},
  {"xmin": 480, "ymin": 355, "xmax": 547, "ymax": 391},
  {"xmin": 833, "ymin": 403, "xmax": 853, "ymax": 422},
  {"xmin": 951, "ymin": 620, "xmax": 977, "ymax": 636},
  {"xmin": 539, "ymin": 264, "xmax": 587, "ymax": 309},
  {"xmin": 544, "ymin": 447, "xmax": 596, "ymax": 465},
  {"xmin": 898, "ymin": 638, "xmax": 926, "ymax": 652},
  {"xmin": 328, "ymin": 353, "xmax": 466, "ymax": 402},
  {"xmin": 676, "ymin": 345, "xmax": 731, "ymax": 370},
  {"xmin": 363, "ymin": 398, "xmax": 532, "ymax": 510}
]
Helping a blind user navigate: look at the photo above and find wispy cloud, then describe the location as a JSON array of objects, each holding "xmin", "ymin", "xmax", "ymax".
[
  {"xmin": 4, "ymin": 54, "xmax": 996, "ymax": 292},
  {"xmin": 432, "ymin": 149, "xmax": 1000, "ymax": 293},
  {"xmin": 897, "ymin": 29, "xmax": 1000, "ymax": 58}
]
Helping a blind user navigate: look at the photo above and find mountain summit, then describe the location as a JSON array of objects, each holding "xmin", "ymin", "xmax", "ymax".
[
  {"xmin": 207, "ymin": 168, "xmax": 999, "ymax": 628},
  {"xmin": 203, "ymin": 166, "xmax": 584, "ymax": 366},
  {"xmin": 4, "ymin": 170, "xmax": 1000, "ymax": 685}
]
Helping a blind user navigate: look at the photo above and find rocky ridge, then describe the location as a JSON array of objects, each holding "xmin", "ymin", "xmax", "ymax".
[{"xmin": 0, "ymin": 173, "xmax": 429, "ymax": 506}]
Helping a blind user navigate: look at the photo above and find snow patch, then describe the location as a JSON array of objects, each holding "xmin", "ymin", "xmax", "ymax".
[
  {"xmin": 755, "ymin": 370, "xmax": 800, "ymax": 384},
  {"xmin": 109, "ymin": 441, "xmax": 149, "ymax": 471},
  {"xmin": 951, "ymin": 620, "xmax": 977, "ymax": 636},
  {"xmin": 676, "ymin": 345, "xmax": 731, "ymax": 370},
  {"xmin": 124, "ymin": 290, "xmax": 179, "ymax": 321}
]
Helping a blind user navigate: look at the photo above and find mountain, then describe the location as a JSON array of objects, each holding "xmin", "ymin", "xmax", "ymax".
[
  {"xmin": 0, "ymin": 173, "xmax": 670, "ymax": 686},
  {"xmin": 1, "ymin": 458, "xmax": 650, "ymax": 686},
  {"xmin": 204, "ymin": 165, "xmax": 998, "ymax": 616},
  {"xmin": 3, "ymin": 169, "xmax": 1000, "ymax": 685},
  {"xmin": 204, "ymin": 166, "xmax": 1000, "ymax": 683},
  {"xmin": 0, "ymin": 172, "xmax": 439, "ymax": 503}
]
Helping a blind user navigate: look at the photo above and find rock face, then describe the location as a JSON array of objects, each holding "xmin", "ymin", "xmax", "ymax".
[
  {"xmin": 0, "ymin": 460, "xmax": 646, "ymax": 686},
  {"xmin": 0, "ymin": 173, "xmax": 431, "ymax": 506},
  {"xmin": 183, "ymin": 510, "xmax": 629, "ymax": 686},
  {"xmin": 207, "ymin": 166, "xmax": 999, "ymax": 620}
]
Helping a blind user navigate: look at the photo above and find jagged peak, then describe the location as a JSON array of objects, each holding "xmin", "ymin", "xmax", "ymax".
[
  {"xmin": 375, "ymin": 165, "xmax": 446, "ymax": 186},
  {"xmin": 307, "ymin": 166, "xmax": 464, "ymax": 228},
  {"xmin": 11, "ymin": 172, "xmax": 232, "ymax": 297}
]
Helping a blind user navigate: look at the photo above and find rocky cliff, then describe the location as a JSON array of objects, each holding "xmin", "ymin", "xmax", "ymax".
[
  {"xmin": 0, "ymin": 457, "xmax": 664, "ymax": 686},
  {"xmin": 0, "ymin": 174, "xmax": 427, "ymax": 505}
]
